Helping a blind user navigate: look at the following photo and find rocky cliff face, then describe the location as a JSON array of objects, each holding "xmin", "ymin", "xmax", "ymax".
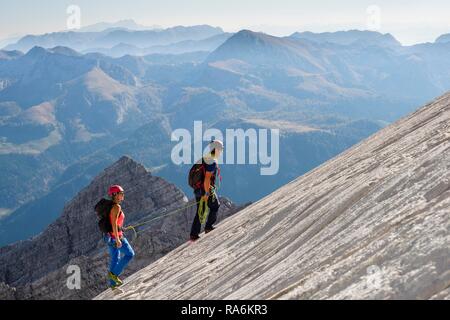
[
  {"xmin": 0, "ymin": 156, "xmax": 242, "ymax": 299},
  {"xmin": 0, "ymin": 282, "xmax": 17, "ymax": 299},
  {"xmin": 96, "ymin": 93, "xmax": 450, "ymax": 300}
]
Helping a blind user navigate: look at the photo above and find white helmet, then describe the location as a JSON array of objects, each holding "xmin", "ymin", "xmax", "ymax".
[{"xmin": 209, "ymin": 139, "xmax": 224, "ymax": 152}]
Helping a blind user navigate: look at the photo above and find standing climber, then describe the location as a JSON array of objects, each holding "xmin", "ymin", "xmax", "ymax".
[
  {"xmin": 189, "ymin": 140, "xmax": 223, "ymax": 241},
  {"xmin": 104, "ymin": 185, "xmax": 135, "ymax": 289}
]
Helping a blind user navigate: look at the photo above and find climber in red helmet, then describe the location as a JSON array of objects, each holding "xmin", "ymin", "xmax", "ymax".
[{"xmin": 104, "ymin": 185, "xmax": 135, "ymax": 290}]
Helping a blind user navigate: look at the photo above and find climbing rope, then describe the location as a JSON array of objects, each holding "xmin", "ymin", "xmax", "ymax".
[
  {"xmin": 123, "ymin": 200, "xmax": 201, "ymax": 238},
  {"xmin": 123, "ymin": 187, "xmax": 219, "ymax": 239}
]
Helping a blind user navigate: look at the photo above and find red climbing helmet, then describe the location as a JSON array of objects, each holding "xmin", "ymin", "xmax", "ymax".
[{"xmin": 108, "ymin": 185, "xmax": 124, "ymax": 196}]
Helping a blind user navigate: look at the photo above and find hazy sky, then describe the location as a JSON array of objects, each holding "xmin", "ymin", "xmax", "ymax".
[{"xmin": 1, "ymin": 0, "xmax": 450, "ymax": 45}]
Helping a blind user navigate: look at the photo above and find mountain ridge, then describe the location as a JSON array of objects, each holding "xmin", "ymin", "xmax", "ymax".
[{"xmin": 5, "ymin": 25, "xmax": 225, "ymax": 53}]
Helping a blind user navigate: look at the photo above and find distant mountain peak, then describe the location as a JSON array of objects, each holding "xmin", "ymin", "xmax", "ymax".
[
  {"xmin": 169, "ymin": 24, "xmax": 224, "ymax": 33},
  {"xmin": 75, "ymin": 66, "xmax": 133, "ymax": 98},
  {"xmin": 0, "ymin": 49, "xmax": 23, "ymax": 60},
  {"xmin": 211, "ymin": 29, "xmax": 279, "ymax": 51},
  {"xmin": 78, "ymin": 19, "xmax": 160, "ymax": 32},
  {"xmin": 233, "ymin": 29, "xmax": 270, "ymax": 40},
  {"xmin": 435, "ymin": 33, "xmax": 450, "ymax": 44},
  {"xmin": 205, "ymin": 29, "xmax": 312, "ymax": 67},
  {"xmin": 289, "ymin": 30, "xmax": 401, "ymax": 47},
  {"xmin": 235, "ymin": 29, "xmax": 256, "ymax": 35},
  {"xmin": 25, "ymin": 45, "xmax": 48, "ymax": 58},
  {"xmin": 48, "ymin": 46, "xmax": 81, "ymax": 56},
  {"xmin": 106, "ymin": 155, "xmax": 148, "ymax": 175},
  {"xmin": 25, "ymin": 45, "xmax": 82, "ymax": 58},
  {"xmin": 89, "ymin": 156, "xmax": 152, "ymax": 190}
]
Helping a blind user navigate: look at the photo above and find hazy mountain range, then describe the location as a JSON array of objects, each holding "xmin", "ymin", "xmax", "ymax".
[
  {"xmin": 2, "ymin": 25, "xmax": 450, "ymax": 246},
  {"xmin": 77, "ymin": 19, "xmax": 162, "ymax": 32},
  {"xmin": 3, "ymin": 24, "xmax": 225, "ymax": 54}
]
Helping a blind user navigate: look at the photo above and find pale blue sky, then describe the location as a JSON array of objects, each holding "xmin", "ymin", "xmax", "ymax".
[{"xmin": 1, "ymin": 0, "xmax": 450, "ymax": 45}]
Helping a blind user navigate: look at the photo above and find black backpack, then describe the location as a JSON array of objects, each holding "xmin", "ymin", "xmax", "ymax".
[
  {"xmin": 188, "ymin": 158, "xmax": 220, "ymax": 190},
  {"xmin": 94, "ymin": 198, "xmax": 114, "ymax": 233},
  {"xmin": 188, "ymin": 158, "xmax": 206, "ymax": 190}
]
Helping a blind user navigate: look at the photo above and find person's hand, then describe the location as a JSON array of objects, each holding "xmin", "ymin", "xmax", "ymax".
[
  {"xmin": 115, "ymin": 239, "xmax": 122, "ymax": 248},
  {"xmin": 201, "ymin": 194, "xmax": 208, "ymax": 202}
]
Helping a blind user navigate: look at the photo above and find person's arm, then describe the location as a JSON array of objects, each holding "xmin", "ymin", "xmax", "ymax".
[{"xmin": 110, "ymin": 204, "xmax": 122, "ymax": 247}]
